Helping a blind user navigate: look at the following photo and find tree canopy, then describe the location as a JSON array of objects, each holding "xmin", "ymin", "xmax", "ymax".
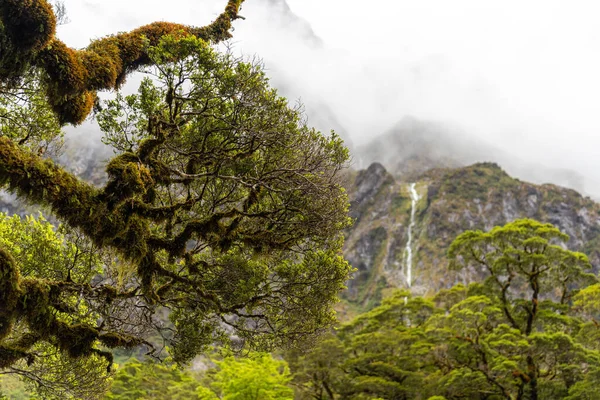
[
  {"xmin": 197, "ymin": 352, "xmax": 294, "ymax": 400},
  {"xmin": 105, "ymin": 352, "xmax": 294, "ymax": 400},
  {"xmin": 288, "ymin": 219, "xmax": 600, "ymax": 400},
  {"xmin": 0, "ymin": 1, "xmax": 352, "ymax": 397}
]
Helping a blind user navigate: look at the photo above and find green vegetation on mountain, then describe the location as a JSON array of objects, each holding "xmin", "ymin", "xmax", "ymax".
[
  {"xmin": 3, "ymin": 2, "xmax": 600, "ymax": 399},
  {"xmin": 345, "ymin": 161, "xmax": 600, "ymax": 308},
  {"xmin": 290, "ymin": 219, "xmax": 600, "ymax": 399},
  {"xmin": 97, "ymin": 218, "xmax": 600, "ymax": 399}
]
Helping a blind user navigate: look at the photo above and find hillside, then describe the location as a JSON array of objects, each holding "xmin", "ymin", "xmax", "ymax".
[{"xmin": 343, "ymin": 161, "xmax": 600, "ymax": 309}]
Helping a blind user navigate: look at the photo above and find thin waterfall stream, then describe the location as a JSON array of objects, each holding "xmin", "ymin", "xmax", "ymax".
[{"xmin": 404, "ymin": 183, "xmax": 420, "ymax": 288}]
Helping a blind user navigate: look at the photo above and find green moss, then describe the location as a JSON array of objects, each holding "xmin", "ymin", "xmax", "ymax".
[
  {"xmin": 54, "ymin": 322, "xmax": 99, "ymax": 358},
  {"xmin": 0, "ymin": 346, "xmax": 31, "ymax": 369},
  {"xmin": 80, "ymin": 50, "xmax": 119, "ymax": 90},
  {"xmin": 0, "ymin": 0, "xmax": 245, "ymax": 124},
  {"xmin": 98, "ymin": 332, "xmax": 142, "ymax": 349},
  {"xmin": 0, "ymin": 0, "xmax": 55, "ymax": 52},
  {"xmin": 0, "ymin": 0, "xmax": 55, "ymax": 83},
  {"xmin": 0, "ymin": 248, "xmax": 20, "ymax": 328},
  {"xmin": 38, "ymin": 39, "xmax": 85, "ymax": 94}
]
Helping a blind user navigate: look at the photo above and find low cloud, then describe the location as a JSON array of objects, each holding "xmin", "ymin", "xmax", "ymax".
[{"xmin": 59, "ymin": 0, "xmax": 600, "ymax": 197}]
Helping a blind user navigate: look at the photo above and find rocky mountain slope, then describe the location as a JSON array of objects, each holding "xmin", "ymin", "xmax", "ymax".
[{"xmin": 343, "ymin": 161, "xmax": 600, "ymax": 310}]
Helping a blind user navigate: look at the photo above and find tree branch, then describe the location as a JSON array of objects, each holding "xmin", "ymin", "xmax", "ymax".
[{"xmin": 0, "ymin": 0, "xmax": 246, "ymax": 124}]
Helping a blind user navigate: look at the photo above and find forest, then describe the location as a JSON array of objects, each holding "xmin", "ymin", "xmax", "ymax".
[{"xmin": 2, "ymin": 1, "xmax": 600, "ymax": 399}]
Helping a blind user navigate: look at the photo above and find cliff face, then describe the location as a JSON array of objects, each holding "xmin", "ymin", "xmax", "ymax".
[{"xmin": 343, "ymin": 161, "xmax": 600, "ymax": 308}]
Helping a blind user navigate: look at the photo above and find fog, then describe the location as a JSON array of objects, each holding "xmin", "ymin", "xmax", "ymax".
[{"xmin": 58, "ymin": 0, "xmax": 600, "ymax": 197}]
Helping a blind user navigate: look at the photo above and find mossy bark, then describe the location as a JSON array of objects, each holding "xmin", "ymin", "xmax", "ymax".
[{"xmin": 0, "ymin": 0, "xmax": 245, "ymax": 124}]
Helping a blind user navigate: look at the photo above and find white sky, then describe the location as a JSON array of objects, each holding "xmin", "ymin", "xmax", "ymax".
[{"xmin": 58, "ymin": 0, "xmax": 600, "ymax": 196}]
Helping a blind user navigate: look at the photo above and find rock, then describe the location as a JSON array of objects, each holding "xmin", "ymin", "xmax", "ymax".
[{"xmin": 343, "ymin": 161, "xmax": 600, "ymax": 308}]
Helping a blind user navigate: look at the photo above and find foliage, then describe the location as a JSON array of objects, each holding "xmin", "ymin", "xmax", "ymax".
[
  {"xmin": 198, "ymin": 352, "xmax": 293, "ymax": 400},
  {"xmin": 0, "ymin": 68, "xmax": 63, "ymax": 154},
  {"xmin": 105, "ymin": 353, "xmax": 294, "ymax": 400},
  {"xmin": 98, "ymin": 35, "xmax": 350, "ymax": 359},
  {"xmin": 0, "ymin": 13, "xmax": 351, "ymax": 399},
  {"xmin": 0, "ymin": 213, "xmax": 113, "ymax": 399},
  {"xmin": 289, "ymin": 219, "xmax": 600, "ymax": 400},
  {"xmin": 105, "ymin": 359, "xmax": 201, "ymax": 400},
  {"xmin": 0, "ymin": 0, "xmax": 245, "ymax": 124},
  {"xmin": 437, "ymin": 162, "xmax": 518, "ymax": 201},
  {"xmin": 286, "ymin": 332, "xmax": 345, "ymax": 399}
]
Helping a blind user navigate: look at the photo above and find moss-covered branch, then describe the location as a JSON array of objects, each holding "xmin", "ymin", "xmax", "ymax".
[
  {"xmin": 0, "ymin": 247, "xmax": 146, "ymax": 371},
  {"xmin": 0, "ymin": 0, "xmax": 245, "ymax": 124}
]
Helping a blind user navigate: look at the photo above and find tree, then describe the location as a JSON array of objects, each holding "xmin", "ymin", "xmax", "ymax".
[
  {"xmin": 0, "ymin": 1, "xmax": 352, "ymax": 396},
  {"xmin": 197, "ymin": 352, "xmax": 294, "ymax": 400},
  {"xmin": 441, "ymin": 219, "xmax": 597, "ymax": 399},
  {"xmin": 0, "ymin": 213, "xmax": 113, "ymax": 399},
  {"xmin": 286, "ymin": 332, "xmax": 345, "ymax": 399},
  {"xmin": 289, "ymin": 219, "xmax": 600, "ymax": 400},
  {"xmin": 288, "ymin": 292, "xmax": 439, "ymax": 400},
  {"xmin": 106, "ymin": 352, "xmax": 295, "ymax": 400},
  {"xmin": 0, "ymin": 0, "xmax": 245, "ymax": 124},
  {"xmin": 105, "ymin": 359, "xmax": 201, "ymax": 400}
]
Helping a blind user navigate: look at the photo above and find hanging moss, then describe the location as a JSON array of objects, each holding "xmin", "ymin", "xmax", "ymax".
[
  {"xmin": 54, "ymin": 322, "xmax": 99, "ymax": 358},
  {"xmin": 80, "ymin": 50, "xmax": 119, "ymax": 90},
  {"xmin": 38, "ymin": 39, "xmax": 85, "ymax": 95},
  {"xmin": 112, "ymin": 217, "xmax": 150, "ymax": 263},
  {"xmin": 104, "ymin": 154, "xmax": 154, "ymax": 200},
  {"xmin": 51, "ymin": 91, "xmax": 96, "ymax": 125},
  {"xmin": 0, "ymin": 249, "xmax": 19, "ymax": 341},
  {"xmin": 0, "ymin": 346, "xmax": 30, "ymax": 369},
  {"xmin": 18, "ymin": 279, "xmax": 54, "ymax": 331}
]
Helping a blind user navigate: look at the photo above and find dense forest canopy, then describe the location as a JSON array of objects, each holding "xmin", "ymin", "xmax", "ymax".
[
  {"xmin": 4, "ymin": 218, "xmax": 594, "ymax": 399},
  {"xmin": 0, "ymin": 0, "xmax": 352, "ymax": 397},
  {"xmin": 287, "ymin": 220, "xmax": 600, "ymax": 400}
]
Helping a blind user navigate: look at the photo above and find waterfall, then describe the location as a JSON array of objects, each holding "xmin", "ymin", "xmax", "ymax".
[{"xmin": 404, "ymin": 183, "xmax": 420, "ymax": 288}]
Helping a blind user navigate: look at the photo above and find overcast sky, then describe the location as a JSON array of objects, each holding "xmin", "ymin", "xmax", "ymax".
[{"xmin": 58, "ymin": 0, "xmax": 600, "ymax": 196}]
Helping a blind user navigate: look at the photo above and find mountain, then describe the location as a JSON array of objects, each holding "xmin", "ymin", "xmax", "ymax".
[
  {"xmin": 355, "ymin": 116, "xmax": 486, "ymax": 180},
  {"xmin": 342, "ymin": 161, "xmax": 600, "ymax": 311},
  {"xmin": 5, "ymin": 125, "xmax": 598, "ymax": 317},
  {"xmin": 257, "ymin": 0, "xmax": 323, "ymax": 48},
  {"xmin": 356, "ymin": 116, "xmax": 591, "ymax": 198}
]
